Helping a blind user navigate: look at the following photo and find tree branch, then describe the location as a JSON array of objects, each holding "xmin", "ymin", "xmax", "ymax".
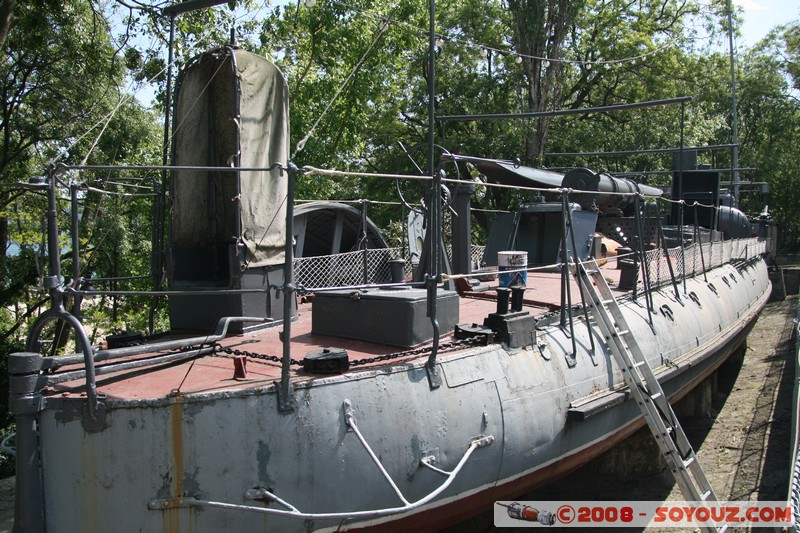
[
  {"xmin": 0, "ymin": 0, "xmax": 15, "ymax": 52},
  {"xmin": 0, "ymin": 296, "xmax": 48, "ymax": 344}
]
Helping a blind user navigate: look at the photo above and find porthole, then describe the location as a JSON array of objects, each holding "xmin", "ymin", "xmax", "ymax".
[{"xmin": 688, "ymin": 291, "xmax": 702, "ymax": 308}]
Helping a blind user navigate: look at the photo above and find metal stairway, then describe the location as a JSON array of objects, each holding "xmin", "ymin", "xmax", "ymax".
[{"xmin": 575, "ymin": 259, "xmax": 726, "ymax": 533}]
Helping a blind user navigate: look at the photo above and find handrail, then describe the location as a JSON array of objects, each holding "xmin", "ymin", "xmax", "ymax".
[
  {"xmin": 27, "ymin": 308, "xmax": 100, "ymax": 420},
  {"xmin": 0, "ymin": 432, "xmax": 16, "ymax": 456},
  {"xmin": 147, "ymin": 399, "xmax": 494, "ymax": 522},
  {"xmin": 40, "ymin": 315, "xmax": 270, "ymax": 371}
]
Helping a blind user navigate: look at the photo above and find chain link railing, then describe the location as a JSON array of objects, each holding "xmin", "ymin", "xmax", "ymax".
[
  {"xmin": 637, "ymin": 237, "xmax": 764, "ymax": 292},
  {"xmin": 294, "ymin": 238, "xmax": 764, "ymax": 294},
  {"xmin": 294, "ymin": 245, "xmax": 488, "ymax": 290},
  {"xmin": 471, "ymin": 245, "xmax": 487, "ymax": 268},
  {"xmin": 294, "ymin": 248, "xmax": 401, "ymax": 289}
]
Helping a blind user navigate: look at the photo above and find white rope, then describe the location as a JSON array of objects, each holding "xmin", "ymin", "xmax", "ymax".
[
  {"xmin": 303, "ymin": 163, "xmax": 703, "ymax": 202},
  {"xmin": 302, "ymin": 165, "xmax": 433, "ymax": 181},
  {"xmin": 441, "ymin": 250, "xmax": 639, "ymax": 281},
  {"xmin": 83, "ymin": 185, "xmax": 157, "ymax": 197},
  {"xmin": 296, "ymin": 198, "xmax": 408, "ymax": 206}
]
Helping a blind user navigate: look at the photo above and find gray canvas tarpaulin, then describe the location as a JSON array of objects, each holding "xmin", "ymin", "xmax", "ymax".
[{"xmin": 170, "ymin": 47, "xmax": 289, "ymax": 269}]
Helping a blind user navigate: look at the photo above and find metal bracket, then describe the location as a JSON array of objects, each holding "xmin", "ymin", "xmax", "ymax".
[
  {"xmin": 148, "ymin": 496, "xmax": 198, "ymax": 510},
  {"xmin": 537, "ymin": 340, "xmax": 551, "ymax": 361},
  {"xmin": 420, "ymin": 447, "xmax": 440, "ymax": 466},
  {"xmin": 82, "ymin": 401, "xmax": 109, "ymax": 433},
  {"xmin": 9, "ymin": 352, "xmax": 46, "ymax": 416},
  {"xmin": 425, "ymin": 361, "xmax": 441, "ymax": 389},
  {"xmin": 275, "ymin": 379, "xmax": 295, "ymax": 413}
]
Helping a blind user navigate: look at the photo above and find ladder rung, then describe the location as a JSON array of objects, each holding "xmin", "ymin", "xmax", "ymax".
[{"xmin": 577, "ymin": 265, "xmax": 720, "ymax": 509}]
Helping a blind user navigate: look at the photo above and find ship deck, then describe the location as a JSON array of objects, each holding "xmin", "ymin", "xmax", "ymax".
[{"xmin": 46, "ymin": 263, "xmax": 626, "ymax": 401}]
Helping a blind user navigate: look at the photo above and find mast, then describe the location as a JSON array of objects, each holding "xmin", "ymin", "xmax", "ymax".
[
  {"xmin": 424, "ymin": 0, "xmax": 441, "ymax": 384},
  {"xmin": 726, "ymin": 0, "xmax": 740, "ymax": 204},
  {"xmin": 153, "ymin": 0, "xmax": 230, "ymax": 335},
  {"xmin": 428, "ymin": 0, "xmax": 436, "ymax": 176}
]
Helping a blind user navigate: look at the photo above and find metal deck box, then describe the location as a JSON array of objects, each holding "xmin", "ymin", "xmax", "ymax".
[{"xmin": 311, "ymin": 288, "xmax": 460, "ymax": 347}]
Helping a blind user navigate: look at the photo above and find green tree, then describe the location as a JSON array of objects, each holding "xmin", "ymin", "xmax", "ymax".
[
  {"xmin": 735, "ymin": 28, "xmax": 800, "ymax": 252},
  {"xmin": 121, "ymin": 0, "xmax": 800, "ymax": 253},
  {"xmin": 783, "ymin": 21, "xmax": 800, "ymax": 92},
  {"xmin": 0, "ymin": 0, "xmax": 162, "ymax": 346}
]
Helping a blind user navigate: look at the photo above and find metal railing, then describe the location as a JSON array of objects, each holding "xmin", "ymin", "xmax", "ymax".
[
  {"xmin": 639, "ymin": 237, "xmax": 765, "ymax": 292},
  {"xmin": 788, "ymin": 300, "xmax": 800, "ymax": 532}
]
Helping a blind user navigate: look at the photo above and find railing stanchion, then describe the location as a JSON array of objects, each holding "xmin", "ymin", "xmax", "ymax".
[{"xmin": 277, "ymin": 163, "xmax": 297, "ymax": 413}]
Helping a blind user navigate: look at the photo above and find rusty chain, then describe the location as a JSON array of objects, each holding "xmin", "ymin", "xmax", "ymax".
[
  {"xmin": 208, "ymin": 335, "xmax": 484, "ymax": 368},
  {"xmin": 210, "ymin": 344, "xmax": 303, "ymax": 366},
  {"xmin": 349, "ymin": 336, "xmax": 482, "ymax": 367}
]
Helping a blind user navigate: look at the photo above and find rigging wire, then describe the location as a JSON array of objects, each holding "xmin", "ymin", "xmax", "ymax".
[
  {"xmin": 46, "ymin": 55, "xmax": 173, "ymax": 168},
  {"xmin": 44, "ymin": 0, "xmax": 171, "ymax": 168},
  {"xmin": 292, "ymin": 16, "xmax": 392, "ymax": 158}
]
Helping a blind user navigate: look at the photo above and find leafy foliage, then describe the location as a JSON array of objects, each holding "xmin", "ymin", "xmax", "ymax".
[
  {"xmin": 0, "ymin": 0, "xmax": 798, "ymax": 479},
  {"xmin": 0, "ymin": 0, "xmax": 163, "ymax": 347},
  {"xmin": 0, "ymin": 0, "xmax": 796, "ymax": 330}
]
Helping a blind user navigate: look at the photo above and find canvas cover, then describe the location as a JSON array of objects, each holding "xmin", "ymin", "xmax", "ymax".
[{"xmin": 170, "ymin": 48, "xmax": 289, "ymax": 268}]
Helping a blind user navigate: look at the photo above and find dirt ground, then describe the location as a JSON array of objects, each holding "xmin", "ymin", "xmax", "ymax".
[{"xmin": 1, "ymin": 296, "xmax": 796, "ymax": 532}]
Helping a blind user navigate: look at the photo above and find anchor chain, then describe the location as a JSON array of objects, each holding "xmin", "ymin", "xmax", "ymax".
[
  {"xmin": 210, "ymin": 344, "xmax": 303, "ymax": 366},
  {"xmin": 208, "ymin": 336, "xmax": 484, "ymax": 368},
  {"xmin": 350, "ymin": 336, "xmax": 481, "ymax": 367}
]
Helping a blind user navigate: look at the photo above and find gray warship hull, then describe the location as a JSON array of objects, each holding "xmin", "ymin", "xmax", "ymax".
[{"xmin": 21, "ymin": 254, "xmax": 769, "ymax": 532}]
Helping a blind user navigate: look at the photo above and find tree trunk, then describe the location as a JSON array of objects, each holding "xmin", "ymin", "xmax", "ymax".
[
  {"xmin": 0, "ymin": 0, "xmax": 15, "ymax": 52},
  {"xmin": 0, "ymin": 215, "xmax": 6, "ymax": 258},
  {"xmin": 507, "ymin": 0, "xmax": 583, "ymax": 165}
]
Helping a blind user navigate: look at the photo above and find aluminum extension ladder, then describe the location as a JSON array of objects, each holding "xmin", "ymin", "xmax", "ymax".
[{"xmin": 575, "ymin": 259, "xmax": 726, "ymax": 533}]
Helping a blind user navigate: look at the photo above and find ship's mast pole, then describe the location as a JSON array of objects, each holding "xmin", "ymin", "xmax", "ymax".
[
  {"xmin": 727, "ymin": 0, "xmax": 740, "ymax": 204},
  {"xmin": 156, "ymin": 0, "xmax": 230, "ymax": 331},
  {"xmin": 428, "ymin": 0, "xmax": 436, "ymax": 177},
  {"xmin": 424, "ymin": 0, "xmax": 441, "ymax": 386}
]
